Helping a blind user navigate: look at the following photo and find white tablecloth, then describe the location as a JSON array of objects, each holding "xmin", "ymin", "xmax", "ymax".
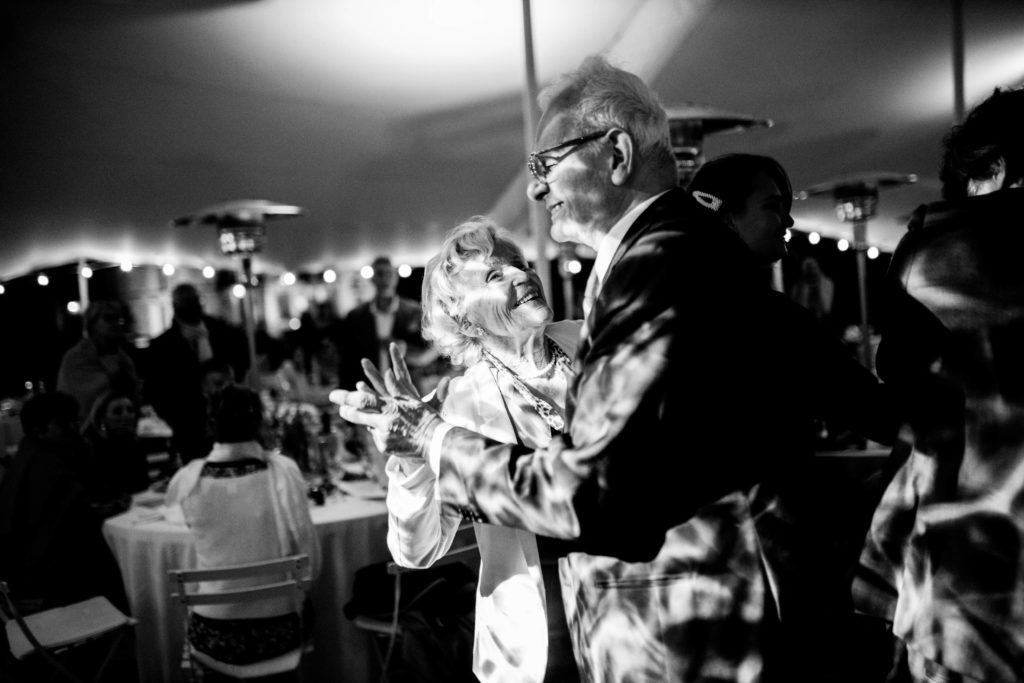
[{"xmin": 103, "ymin": 492, "xmax": 390, "ymax": 683}]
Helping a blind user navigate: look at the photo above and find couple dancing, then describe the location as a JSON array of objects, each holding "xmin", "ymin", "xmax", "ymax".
[{"xmin": 336, "ymin": 55, "xmax": 892, "ymax": 683}]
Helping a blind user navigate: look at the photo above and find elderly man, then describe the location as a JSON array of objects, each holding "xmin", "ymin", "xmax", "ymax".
[{"xmin": 335, "ymin": 56, "xmax": 813, "ymax": 681}]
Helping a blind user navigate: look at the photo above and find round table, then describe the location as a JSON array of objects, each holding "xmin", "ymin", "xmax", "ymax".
[{"xmin": 103, "ymin": 491, "xmax": 390, "ymax": 683}]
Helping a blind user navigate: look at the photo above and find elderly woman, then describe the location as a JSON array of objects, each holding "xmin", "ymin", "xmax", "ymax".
[
  {"xmin": 57, "ymin": 299, "xmax": 140, "ymax": 422},
  {"xmin": 165, "ymin": 384, "xmax": 321, "ymax": 672},
  {"xmin": 384, "ymin": 216, "xmax": 581, "ymax": 683}
]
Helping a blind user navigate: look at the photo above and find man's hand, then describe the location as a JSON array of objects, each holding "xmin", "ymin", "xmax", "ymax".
[{"xmin": 330, "ymin": 343, "xmax": 448, "ymax": 458}]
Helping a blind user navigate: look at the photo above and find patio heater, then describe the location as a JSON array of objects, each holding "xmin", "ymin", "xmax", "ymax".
[
  {"xmin": 172, "ymin": 199, "xmax": 305, "ymax": 385},
  {"xmin": 796, "ymin": 173, "xmax": 916, "ymax": 370},
  {"xmin": 666, "ymin": 104, "xmax": 774, "ymax": 187}
]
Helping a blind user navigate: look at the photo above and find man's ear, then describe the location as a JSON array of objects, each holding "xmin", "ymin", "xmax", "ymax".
[{"xmin": 608, "ymin": 129, "xmax": 635, "ymax": 186}]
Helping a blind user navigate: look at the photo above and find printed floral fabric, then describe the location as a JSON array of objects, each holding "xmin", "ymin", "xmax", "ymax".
[
  {"xmin": 854, "ymin": 189, "xmax": 1024, "ymax": 682},
  {"xmin": 188, "ymin": 611, "xmax": 301, "ymax": 665}
]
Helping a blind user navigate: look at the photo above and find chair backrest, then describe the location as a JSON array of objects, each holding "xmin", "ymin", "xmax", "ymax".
[{"xmin": 168, "ymin": 554, "xmax": 311, "ymax": 609}]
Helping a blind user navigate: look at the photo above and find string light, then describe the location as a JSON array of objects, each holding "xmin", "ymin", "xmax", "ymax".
[
  {"xmin": 162, "ymin": 264, "xmax": 175, "ymax": 276},
  {"xmin": 0, "ymin": 284, "xmax": 6, "ymax": 295},
  {"xmin": 784, "ymin": 229, "xmax": 792, "ymax": 243},
  {"xmin": 67, "ymin": 301, "xmax": 81, "ymax": 314},
  {"xmin": 280, "ymin": 272, "xmax": 296, "ymax": 286},
  {"xmin": 288, "ymin": 317, "xmax": 301, "ymax": 330},
  {"xmin": 360, "ymin": 265, "xmax": 374, "ymax": 279},
  {"xmin": 119, "ymin": 261, "xmax": 133, "ymax": 272},
  {"xmin": 231, "ymin": 283, "xmax": 246, "ymax": 299},
  {"xmin": 202, "ymin": 266, "xmax": 216, "ymax": 279},
  {"xmin": 81, "ymin": 265, "xmax": 93, "ymax": 279},
  {"xmin": 808, "ymin": 231, "xmax": 821, "ymax": 245},
  {"xmin": 323, "ymin": 269, "xmax": 337, "ymax": 284},
  {"xmin": 37, "ymin": 274, "xmax": 49, "ymax": 286},
  {"xmin": 837, "ymin": 239, "xmax": 850, "ymax": 252},
  {"xmin": 565, "ymin": 259, "xmax": 582, "ymax": 274},
  {"xmin": 867, "ymin": 246, "xmax": 880, "ymax": 260},
  {"xmin": 397, "ymin": 264, "xmax": 412, "ymax": 278}
]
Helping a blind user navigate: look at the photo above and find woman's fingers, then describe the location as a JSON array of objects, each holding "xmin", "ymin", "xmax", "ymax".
[
  {"xmin": 361, "ymin": 358, "xmax": 389, "ymax": 396},
  {"xmin": 389, "ymin": 343, "xmax": 417, "ymax": 395}
]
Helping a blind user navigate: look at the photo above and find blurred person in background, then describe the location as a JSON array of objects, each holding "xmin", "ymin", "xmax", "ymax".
[
  {"xmin": 0, "ymin": 392, "xmax": 128, "ymax": 613},
  {"xmin": 144, "ymin": 282, "xmax": 248, "ymax": 464},
  {"xmin": 255, "ymin": 330, "xmax": 332, "ymax": 406},
  {"xmin": 789, "ymin": 255, "xmax": 835, "ymax": 324},
  {"xmin": 332, "ymin": 255, "xmax": 436, "ymax": 394},
  {"xmin": 855, "ymin": 86, "xmax": 1024, "ymax": 683},
  {"xmin": 81, "ymin": 387, "xmax": 149, "ymax": 500},
  {"xmin": 165, "ymin": 384, "xmax": 320, "ymax": 670},
  {"xmin": 384, "ymin": 217, "xmax": 581, "ymax": 683},
  {"xmin": 56, "ymin": 299, "xmax": 140, "ymax": 422}
]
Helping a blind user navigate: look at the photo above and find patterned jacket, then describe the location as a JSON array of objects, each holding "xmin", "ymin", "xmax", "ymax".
[{"xmin": 854, "ymin": 188, "xmax": 1024, "ymax": 681}]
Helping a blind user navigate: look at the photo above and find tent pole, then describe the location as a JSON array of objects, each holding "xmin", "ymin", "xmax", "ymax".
[
  {"xmin": 240, "ymin": 255, "xmax": 259, "ymax": 389},
  {"xmin": 853, "ymin": 219, "xmax": 873, "ymax": 372},
  {"xmin": 952, "ymin": 0, "xmax": 965, "ymax": 122},
  {"xmin": 520, "ymin": 0, "xmax": 554, "ymax": 305}
]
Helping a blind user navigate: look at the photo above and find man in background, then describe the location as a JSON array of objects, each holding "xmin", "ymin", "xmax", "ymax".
[
  {"xmin": 143, "ymin": 283, "xmax": 248, "ymax": 463},
  {"xmin": 332, "ymin": 256, "xmax": 435, "ymax": 394}
]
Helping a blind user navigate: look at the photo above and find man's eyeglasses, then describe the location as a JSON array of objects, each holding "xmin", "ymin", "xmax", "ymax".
[{"xmin": 527, "ymin": 130, "xmax": 610, "ymax": 182}]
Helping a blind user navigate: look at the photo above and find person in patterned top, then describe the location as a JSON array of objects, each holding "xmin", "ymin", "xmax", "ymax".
[{"xmin": 854, "ymin": 86, "xmax": 1024, "ymax": 683}]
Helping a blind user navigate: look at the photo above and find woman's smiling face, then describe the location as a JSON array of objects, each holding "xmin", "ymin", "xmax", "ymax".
[{"xmin": 453, "ymin": 241, "xmax": 551, "ymax": 342}]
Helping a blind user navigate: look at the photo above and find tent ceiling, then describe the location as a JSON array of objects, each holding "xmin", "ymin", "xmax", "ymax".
[{"xmin": 3, "ymin": 0, "xmax": 1023, "ymax": 279}]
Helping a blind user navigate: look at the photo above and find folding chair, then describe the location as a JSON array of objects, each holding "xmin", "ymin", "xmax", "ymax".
[
  {"xmin": 352, "ymin": 526, "xmax": 478, "ymax": 683},
  {"xmin": 0, "ymin": 580, "xmax": 136, "ymax": 683},
  {"xmin": 168, "ymin": 554, "xmax": 312, "ymax": 682}
]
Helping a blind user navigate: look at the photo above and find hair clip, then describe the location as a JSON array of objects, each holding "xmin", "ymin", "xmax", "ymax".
[{"xmin": 691, "ymin": 191, "xmax": 723, "ymax": 212}]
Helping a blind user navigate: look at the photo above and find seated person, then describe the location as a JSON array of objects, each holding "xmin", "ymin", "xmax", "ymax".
[
  {"xmin": 165, "ymin": 385, "xmax": 321, "ymax": 668},
  {"xmin": 0, "ymin": 392, "xmax": 127, "ymax": 613},
  {"xmin": 82, "ymin": 388, "xmax": 150, "ymax": 500},
  {"xmin": 255, "ymin": 331, "xmax": 333, "ymax": 406}
]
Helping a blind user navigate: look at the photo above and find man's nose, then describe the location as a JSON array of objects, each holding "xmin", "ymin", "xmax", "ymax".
[
  {"xmin": 527, "ymin": 177, "xmax": 548, "ymax": 202},
  {"xmin": 783, "ymin": 212, "xmax": 795, "ymax": 229}
]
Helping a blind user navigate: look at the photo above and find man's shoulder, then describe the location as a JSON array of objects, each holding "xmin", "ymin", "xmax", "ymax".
[{"xmin": 630, "ymin": 189, "xmax": 718, "ymax": 246}]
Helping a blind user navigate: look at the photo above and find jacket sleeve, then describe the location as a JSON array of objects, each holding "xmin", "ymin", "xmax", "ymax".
[{"xmin": 386, "ymin": 456, "xmax": 461, "ymax": 567}]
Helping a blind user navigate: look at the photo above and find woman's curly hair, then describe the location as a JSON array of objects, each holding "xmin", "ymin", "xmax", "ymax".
[{"xmin": 421, "ymin": 216, "xmax": 527, "ymax": 368}]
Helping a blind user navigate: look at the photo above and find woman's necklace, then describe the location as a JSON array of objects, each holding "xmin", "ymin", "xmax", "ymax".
[{"xmin": 482, "ymin": 339, "xmax": 571, "ymax": 433}]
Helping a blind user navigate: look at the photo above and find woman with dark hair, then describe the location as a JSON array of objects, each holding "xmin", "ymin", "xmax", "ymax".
[
  {"xmin": 82, "ymin": 388, "xmax": 149, "ymax": 500},
  {"xmin": 165, "ymin": 385, "xmax": 321, "ymax": 672}
]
